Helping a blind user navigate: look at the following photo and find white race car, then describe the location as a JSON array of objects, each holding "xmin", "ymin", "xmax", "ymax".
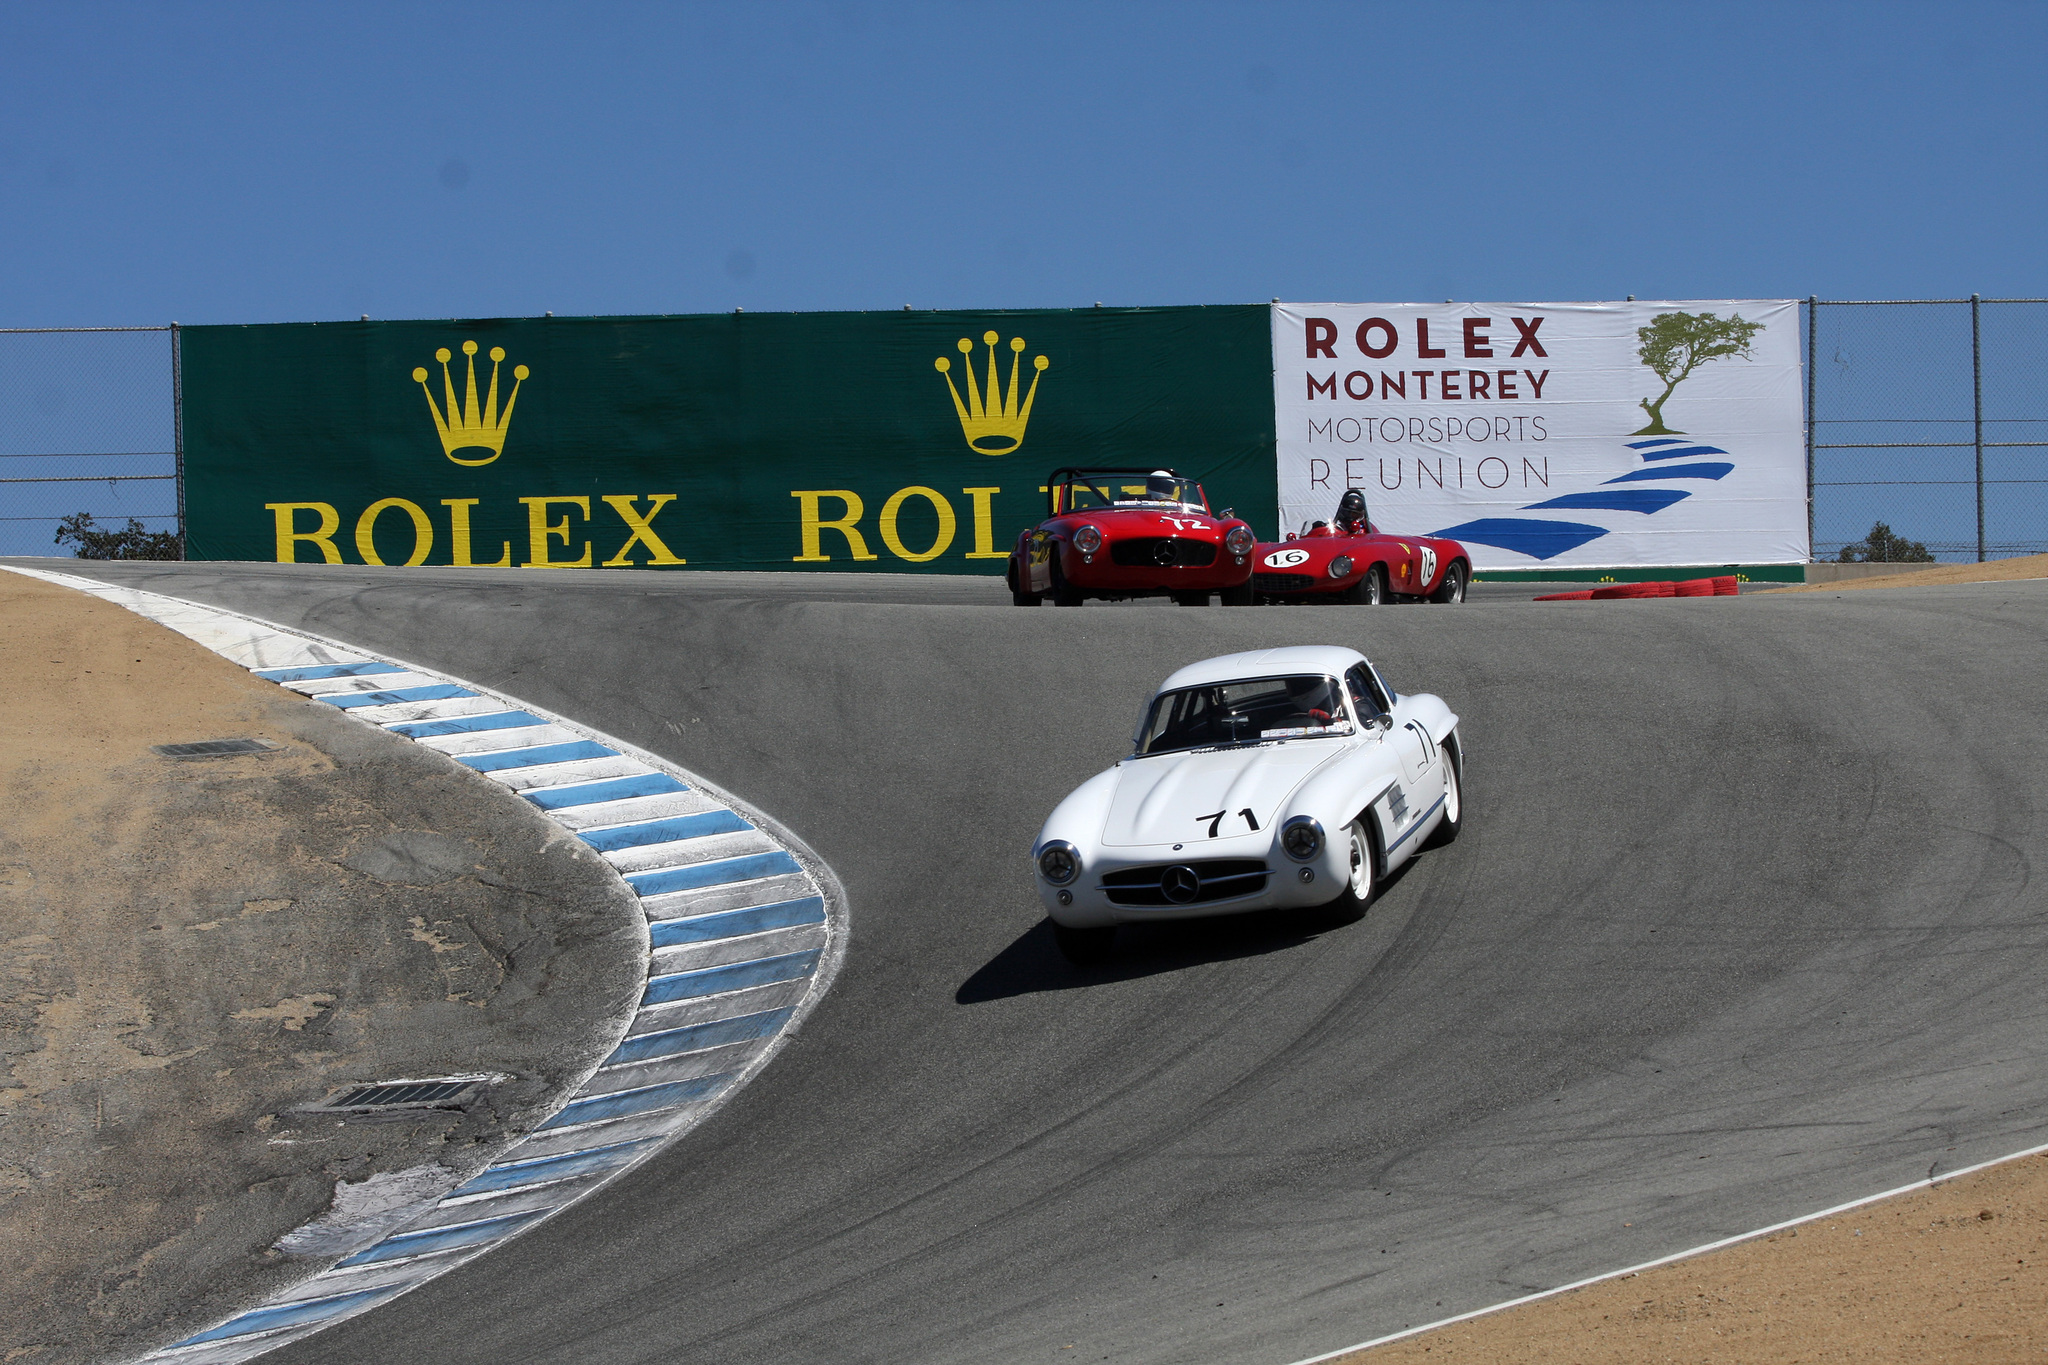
[{"xmin": 1031, "ymin": 645, "xmax": 1462, "ymax": 962}]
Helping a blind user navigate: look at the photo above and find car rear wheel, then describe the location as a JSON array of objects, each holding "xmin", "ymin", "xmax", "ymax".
[
  {"xmin": 1219, "ymin": 577, "xmax": 1253, "ymax": 606},
  {"xmin": 1321, "ymin": 818, "xmax": 1377, "ymax": 924},
  {"xmin": 1049, "ymin": 554, "xmax": 1085, "ymax": 607},
  {"xmin": 1173, "ymin": 590, "xmax": 1209, "ymax": 607},
  {"xmin": 1053, "ymin": 922, "xmax": 1115, "ymax": 963},
  {"xmin": 1429, "ymin": 561, "xmax": 1468, "ymax": 604},
  {"xmin": 1421, "ymin": 739, "xmax": 1463, "ymax": 849}
]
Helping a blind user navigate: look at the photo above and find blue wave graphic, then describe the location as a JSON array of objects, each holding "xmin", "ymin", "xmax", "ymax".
[
  {"xmin": 1605, "ymin": 462, "xmax": 1732, "ymax": 484},
  {"xmin": 1633, "ymin": 443, "xmax": 1729, "ymax": 462},
  {"xmin": 1524, "ymin": 488, "xmax": 1691, "ymax": 515},
  {"xmin": 1428, "ymin": 518, "xmax": 1610, "ymax": 560},
  {"xmin": 1425, "ymin": 436, "xmax": 1743, "ymax": 561}
]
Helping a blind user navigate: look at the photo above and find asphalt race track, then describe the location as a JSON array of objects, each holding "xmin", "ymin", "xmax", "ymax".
[{"xmin": 28, "ymin": 561, "xmax": 2048, "ymax": 1365}]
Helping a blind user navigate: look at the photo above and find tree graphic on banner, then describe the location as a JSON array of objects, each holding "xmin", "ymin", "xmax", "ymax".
[{"xmin": 1633, "ymin": 311, "xmax": 1763, "ymax": 435}]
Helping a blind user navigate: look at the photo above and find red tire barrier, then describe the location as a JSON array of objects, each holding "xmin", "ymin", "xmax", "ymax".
[{"xmin": 1543, "ymin": 577, "xmax": 1742, "ymax": 603}]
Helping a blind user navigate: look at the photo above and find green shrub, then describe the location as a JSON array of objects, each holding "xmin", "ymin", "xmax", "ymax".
[{"xmin": 53, "ymin": 512, "xmax": 183, "ymax": 560}]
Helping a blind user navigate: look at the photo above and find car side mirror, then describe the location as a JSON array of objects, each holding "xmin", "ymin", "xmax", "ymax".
[{"xmin": 1370, "ymin": 712, "xmax": 1393, "ymax": 731}]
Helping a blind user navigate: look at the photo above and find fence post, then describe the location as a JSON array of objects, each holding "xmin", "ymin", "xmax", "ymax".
[
  {"xmin": 171, "ymin": 322, "xmax": 186, "ymax": 558},
  {"xmin": 1805, "ymin": 296, "xmax": 1817, "ymax": 561},
  {"xmin": 1971, "ymin": 294, "xmax": 1984, "ymax": 562}
]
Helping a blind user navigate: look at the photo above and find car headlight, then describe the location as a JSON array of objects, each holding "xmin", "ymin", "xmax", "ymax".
[
  {"xmin": 1328, "ymin": 555, "xmax": 1353, "ymax": 580},
  {"xmin": 1073, "ymin": 525, "xmax": 1102, "ymax": 555},
  {"xmin": 1279, "ymin": 816, "xmax": 1323, "ymax": 862},
  {"xmin": 1037, "ymin": 841, "xmax": 1081, "ymax": 885},
  {"xmin": 1225, "ymin": 525, "xmax": 1255, "ymax": 557}
]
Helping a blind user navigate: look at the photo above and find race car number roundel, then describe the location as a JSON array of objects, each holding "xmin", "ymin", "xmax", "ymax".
[{"xmin": 1263, "ymin": 548, "xmax": 1311, "ymax": 569}]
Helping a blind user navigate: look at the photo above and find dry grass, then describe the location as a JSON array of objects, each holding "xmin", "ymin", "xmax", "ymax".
[{"xmin": 1770, "ymin": 552, "xmax": 2048, "ymax": 593}]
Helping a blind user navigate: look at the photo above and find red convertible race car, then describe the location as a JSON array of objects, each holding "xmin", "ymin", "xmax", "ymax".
[
  {"xmin": 1253, "ymin": 489, "xmax": 1471, "ymax": 605},
  {"xmin": 1009, "ymin": 468, "xmax": 1258, "ymax": 607}
]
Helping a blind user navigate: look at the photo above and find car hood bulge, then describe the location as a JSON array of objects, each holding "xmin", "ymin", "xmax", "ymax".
[{"xmin": 1102, "ymin": 742, "xmax": 1342, "ymax": 847}]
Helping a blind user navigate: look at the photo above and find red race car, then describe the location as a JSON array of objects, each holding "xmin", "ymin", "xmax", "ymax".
[
  {"xmin": 1253, "ymin": 489, "xmax": 1471, "ymax": 605},
  {"xmin": 1009, "ymin": 468, "xmax": 1258, "ymax": 607}
]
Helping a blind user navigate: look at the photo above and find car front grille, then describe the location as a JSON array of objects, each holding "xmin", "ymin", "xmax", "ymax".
[
  {"xmin": 1110, "ymin": 537, "xmax": 1219, "ymax": 568},
  {"xmin": 1254, "ymin": 572, "xmax": 1319, "ymax": 591},
  {"xmin": 1099, "ymin": 858, "xmax": 1272, "ymax": 906}
]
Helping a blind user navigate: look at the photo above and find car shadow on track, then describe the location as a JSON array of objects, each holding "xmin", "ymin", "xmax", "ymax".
[
  {"xmin": 958, "ymin": 910, "xmax": 1339, "ymax": 1003},
  {"xmin": 957, "ymin": 859, "xmax": 1424, "ymax": 1003}
]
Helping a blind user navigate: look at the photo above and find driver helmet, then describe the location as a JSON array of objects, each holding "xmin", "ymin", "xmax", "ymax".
[
  {"xmin": 1336, "ymin": 488, "xmax": 1368, "ymax": 524},
  {"xmin": 1145, "ymin": 469, "xmax": 1180, "ymax": 502}
]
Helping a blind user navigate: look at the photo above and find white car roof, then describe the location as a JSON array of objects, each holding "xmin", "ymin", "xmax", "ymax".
[{"xmin": 1156, "ymin": 646, "xmax": 1368, "ymax": 694}]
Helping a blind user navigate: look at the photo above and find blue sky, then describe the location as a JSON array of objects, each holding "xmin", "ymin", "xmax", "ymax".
[{"xmin": 2, "ymin": 1, "xmax": 2044, "ymax": 327}]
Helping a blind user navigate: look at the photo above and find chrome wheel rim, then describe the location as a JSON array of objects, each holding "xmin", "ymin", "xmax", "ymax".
[
  {"xmin": 1442, "ymin": 756, "xmax": 1461, "ymax": 823},
  {"xmin": 1347, "ymin": 825, "xmax": 1370, "ymax": 896}
]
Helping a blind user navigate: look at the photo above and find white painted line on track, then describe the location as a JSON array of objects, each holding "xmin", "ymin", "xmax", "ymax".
[
  {"xmin": 2, "ymin": 566, "xmax": 849, "ymax": 1365},
  {"xmin": 1284, "ymin": 1135, "xmax": 2048, "ymax": 1365}
]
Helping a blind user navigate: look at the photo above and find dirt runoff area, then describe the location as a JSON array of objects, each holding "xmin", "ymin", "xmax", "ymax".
[
  {"xmin": 0, "ymin": 569, "xmax": 645, "ymax": 1364},
  {"xmin": 1771, "ymin": 551, "xmax": 2048, "ymax": 593},
  {"xmin": 1344, "ymin": 1153, "xmax": 2048, "ymax": 1363}
]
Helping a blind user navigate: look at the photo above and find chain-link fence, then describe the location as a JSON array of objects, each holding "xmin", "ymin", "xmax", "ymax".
[
  {"xmin": 1805, "ymin": 297, "xmax": 2048, "ymax": 562},
  {"xmin": 0, "ymin": 326, "xmax": 180, "ymax": 559},
  {"xmin": 1, "ymin": 309, "xmax": 2041, "ymax": 566}
]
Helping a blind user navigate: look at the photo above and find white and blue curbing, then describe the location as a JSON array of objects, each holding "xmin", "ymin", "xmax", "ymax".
[{"xmin": 1, "ymin": 567, "xmax": 846, "ymax": 1365}]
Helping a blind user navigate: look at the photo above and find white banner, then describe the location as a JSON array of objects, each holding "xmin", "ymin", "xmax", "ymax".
[{"xmin": 1271, "ymin": 301, "xmax": 1805, "ymax": 569}]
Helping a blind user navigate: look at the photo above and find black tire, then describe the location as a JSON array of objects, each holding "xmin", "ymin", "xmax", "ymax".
[
  {"xmin": 1049, "ymin": 553, "xmax": 1085, "ymax": 607},
  {"xmin": 1008, "ymin": 558, "xmax": 1041, "ymax": 605},
  {"xmin": 1053, "ymin": 922, "xmax": 1115, "ymax": 963},
  {"xmin": 1219, "ymin": 577, "xmax": 1254, "ymax": 606},
  {"xmin": 1429, "ymin": 560, "xmax": 1468, "ymax": 605},
  {"xmin": 1321, "ymin": 817, "xmax": 1378, "ymax": 924},
  {"xmin": 1173, "ymin": 590, "xmax": 1209, "ymax": 607},
  {"xmin": 1422, "ymin": 737, "xmax": 1464, "ymax": 849},
  {"xmin": 1340, "ymin": 564, "xmax": 1386, "ymax": 606}
]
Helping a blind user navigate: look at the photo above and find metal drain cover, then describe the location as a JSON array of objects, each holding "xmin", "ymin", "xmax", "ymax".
[
  {"xmin": 153, "ymin": 738, "xmax": 281, "ymax": 759},
  {"xmin": 306, "ymin": 1073, "xmax": 502, "ymax": 1115}
]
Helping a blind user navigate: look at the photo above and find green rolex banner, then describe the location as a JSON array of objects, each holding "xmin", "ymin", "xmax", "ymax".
[{"xmin": 182, "ymin": 306, "xmax": 1276, "ymax": 572}]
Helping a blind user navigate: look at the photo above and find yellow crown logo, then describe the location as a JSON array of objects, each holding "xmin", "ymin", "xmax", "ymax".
[
  {"xmin": 412, "ymin": 340, "xmax": 529, "ymax": 466},
  {"xmin": 935, "ymin": 331, "xmax": 1049, "ymax": 455}
]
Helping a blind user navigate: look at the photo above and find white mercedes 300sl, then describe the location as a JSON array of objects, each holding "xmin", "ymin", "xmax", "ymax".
[{"xmin": 1032, "ymin": 645, "xmax": 1463, "ymax": 962}]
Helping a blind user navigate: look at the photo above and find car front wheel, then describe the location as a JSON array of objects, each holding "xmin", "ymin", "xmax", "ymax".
[
  {"xmin": 1321, "ymin": 818, "xmax": 1377, "ymax": 924},
  {"xmin": 1430, "ymin": 561, "xmax": 1468, "ymax": 604},
  {"xmin": 1219, "ymin": 577, "xmax": 1253, "ymax": 606},
  {"xmin": 1340, "ymin": 565, "xmax": 1387, "ymax": 606},
  {"xmin": 1010, "ymin": 563, "xmax": 1042, "ymax": 606},
  {"xmin": 1050, "ymin": 554, "xmax": 1085, "ymax": 607}
]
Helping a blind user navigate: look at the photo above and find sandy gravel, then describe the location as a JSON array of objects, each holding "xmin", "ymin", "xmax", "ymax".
[
  {"xmin": 1339, "ymin": 1155, "xmax": 2047, "ymax": 1362},
  {"xmin": 0, "ymin": 570, "xmax": 644, "ymax": 1363},
  {"xmin": 1770, "ymin": 552, "xmax": 2048, "ymax": 593}
]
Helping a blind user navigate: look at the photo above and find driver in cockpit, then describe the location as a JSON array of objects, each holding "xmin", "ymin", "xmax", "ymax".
[{"xmin": 1333, "ymin": 488, "xmax": 1371, "ymax": 536}]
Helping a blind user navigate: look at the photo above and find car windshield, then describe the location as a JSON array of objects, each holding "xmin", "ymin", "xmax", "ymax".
[
  {"xmin": 1057, "ymin": 475, "xmax": 1205, "ymax": 512},
  {"xmin": 1136, "ymin": 675, "xmax": 1352, "ymax": 755}
]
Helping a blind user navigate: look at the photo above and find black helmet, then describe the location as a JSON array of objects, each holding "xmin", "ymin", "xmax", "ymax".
[{"xmin": 1336, "ymin": 488, "xmax": 1367, "ymax": 521}]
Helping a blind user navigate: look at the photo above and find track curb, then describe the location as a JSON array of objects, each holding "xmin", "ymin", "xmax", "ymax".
[{"xmin": 3, "ymin": 566, "xmax": 849, "ymax": 1365}]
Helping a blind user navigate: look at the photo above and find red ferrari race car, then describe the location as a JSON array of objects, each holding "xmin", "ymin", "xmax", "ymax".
[
  {"xmin": 1252, "ymin": 489, "xmax": 1471, "ymax": 605},
  {"xmin": 1008, "ymin": 468, "xmax": 1258, "ymax": 607}
]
